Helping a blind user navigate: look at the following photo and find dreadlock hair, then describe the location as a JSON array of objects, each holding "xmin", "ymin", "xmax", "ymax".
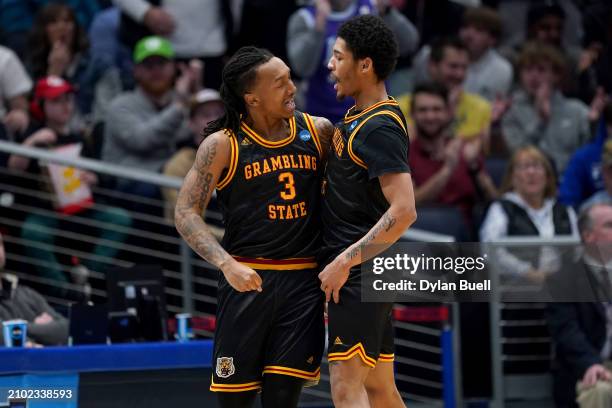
[{"xmin": 203, "ymin": 46, "xmax": 274, "ymax": 138}]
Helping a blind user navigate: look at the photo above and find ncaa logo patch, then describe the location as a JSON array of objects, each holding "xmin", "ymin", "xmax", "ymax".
[
  {"xmin": 299, "ymin": 130, "xmax": 311, "ymax": 142},
  {"xmin": 216, "ymin": 357, "xmax": 236, "ymax": 378},
  {"xmin": 349, "ymin": 120, "xmax": 359, "ymax": 132}
]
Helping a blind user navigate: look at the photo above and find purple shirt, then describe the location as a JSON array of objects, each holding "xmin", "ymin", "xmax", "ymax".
[{"xmin": 302, "ymin": 0, "xmax": 375, "ymax": 123}]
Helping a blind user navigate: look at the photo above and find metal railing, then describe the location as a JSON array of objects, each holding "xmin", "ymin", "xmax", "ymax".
[{"xmin": 484, "ymin": 236, "xmax": 581, "ymax": 408}]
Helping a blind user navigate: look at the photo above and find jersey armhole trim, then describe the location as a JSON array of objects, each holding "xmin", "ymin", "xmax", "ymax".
[
  {"xmin": 347, "ymin": 110, "xmax": 408, "ymax": 170},
  {"xmin": 303, "ymin": 113, "xmax": 323, "ymax": 158},
  {"xmin": 216, "ymin": 132, "xmax": 239, "ymax": 190}
]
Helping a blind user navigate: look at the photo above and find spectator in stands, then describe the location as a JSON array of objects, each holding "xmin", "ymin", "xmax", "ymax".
[
  {"xmin": 547, "ymin": 203, "xmax": 612, "ymax": 408},
  {"xmin": 7, "ymin": 76, "xmax": 131, "ymax": 299},
  {"xmin": 161, "ymin": 88, "xmax": 223, "ymax": 223},
  {"xmin": 502, "ymin": 42, "xmax": 594, "ymax": 174},
  {"xmin": 0, "ymin": 232, "xmax": 70, "ymax": 347},
  {"xmin": 287, "ymin": 0, "xmax": 419, "ymax": 123},
  {"xmin": 480, "ymin": 146, "xmax": 578, "ymax": 280},
  {"xmin": 580, "ymin": 140, "xmax": 612, "ymax": 210},
  {"xmin": 527, "ymin": 3, "xmax": 582, "ymax": 83},
  {"xmin": 398, "ymin": 0, "xmax": 467, "ymax": 47},
  {"xmin": 398, "ymin": 37, "xmax": 493, "ymax": 142},
  {"xmin": 113, "ymin": 0, "xmax": 228, "ymax": 89},
  {"xmin": 408, "ymin": 82, "xmax": 497, "ymax": 230},
  {"xmin": 26, "ymin": 3, "xmax": 104, "ymax": 120},
  {"xmin": 459, "ymin": 6, "xmax": 513, "ymax": 102},
  {"xmin": 102, "ymin": 36, "xmax": 198, "ymax": 204},
  {"xmin": 0, "ymin": 0, "xmax": 100, "ymax": 60},
  {"xmin": 559, "ymin": 103, "xmax": 612, "ymax": 208},
  {"xmin": 0, "ymin": 45, "xmax": 32, "ymax": 136},
  {"xmin": 502, "ymin": 2, "xmax": 591, "ymax": 100},
  {"xmin": 578, "ymin": 3, "xmax": 612, "ymax": 102},
  {"xmin": 88, "ymin": 6, "xmax": 134, "ymax": 123}
]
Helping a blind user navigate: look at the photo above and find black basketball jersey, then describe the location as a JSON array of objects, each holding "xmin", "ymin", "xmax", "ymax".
[
  {"xmin": 320, "ymin": 98, "xmax": 411, "ymax": 265},
  {"xmin": 216, "ymin": 111, "xmax": 323, "ymax": 268}
]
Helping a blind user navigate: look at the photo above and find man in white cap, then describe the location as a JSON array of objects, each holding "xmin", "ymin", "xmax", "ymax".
[{"xmin": 162, "ymin": 88, "xmax": 224, "ymax": 222}]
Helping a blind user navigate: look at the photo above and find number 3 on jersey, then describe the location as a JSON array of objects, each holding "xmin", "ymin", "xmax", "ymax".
[{"xmin": 279, "ymin": 172, "xmax": 296, "ymax": 200}]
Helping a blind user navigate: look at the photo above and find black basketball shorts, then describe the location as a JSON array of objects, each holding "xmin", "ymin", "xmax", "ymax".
[{"xmin": 211, "ymin": 266, "xmax": 325, "ymax": 392}]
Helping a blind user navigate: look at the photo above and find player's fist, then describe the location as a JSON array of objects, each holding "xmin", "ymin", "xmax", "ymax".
[
  {"xmin": 319, "ymin": 256, "xmax": 350, "ymax": 304},
  {"xmin": 222, "ymin": 261, "xmax": 263, "ymax": 292}
]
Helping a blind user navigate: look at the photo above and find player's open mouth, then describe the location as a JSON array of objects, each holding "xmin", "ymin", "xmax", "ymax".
[
  {"xmin": 331, "ymin": 75, "xmax": 340, "ymax": 91},
  {"xmin": 285, "ymin": 99, "xmax": 296, "ymax": 110}
]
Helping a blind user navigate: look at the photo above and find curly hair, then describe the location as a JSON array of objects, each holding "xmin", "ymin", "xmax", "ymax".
[
  {"xmin": 27, "ymin": 3, "xmax": 89, "ymax": 79},
  {"xmin": 337, "ymin": 14, "xmax": 399, "ymax": 81},
  {"xmin": 517, "ymin": 41, "xmax": 566, "ymax": 76},
  {"xmin": 202, "ymin": 46, "xmax": 274, "ymax": 138}
]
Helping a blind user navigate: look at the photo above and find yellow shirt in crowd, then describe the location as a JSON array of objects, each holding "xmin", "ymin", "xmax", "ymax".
[{"xmin": 397, "ymin": 91, "xmax": 492, "ymax": 140}]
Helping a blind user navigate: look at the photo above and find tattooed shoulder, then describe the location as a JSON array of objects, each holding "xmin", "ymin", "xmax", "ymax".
[
  {"xmin": 313, "ymin": 116, "xmax": 334, "ymax": 147},
  {"xmin": 194, "ymin": 130, "xmax": 230, "ymax": 172}
]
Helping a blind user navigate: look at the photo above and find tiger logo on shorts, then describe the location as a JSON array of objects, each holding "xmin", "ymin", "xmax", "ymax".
[{"xmin": 216, "ymin": 357, "xmax": 236, "ymax": 378}]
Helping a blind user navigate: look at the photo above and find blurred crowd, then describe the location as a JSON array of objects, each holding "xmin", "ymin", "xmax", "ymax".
[{"xmin": 0, "ymin": 0, "xmax": 610, "ymax": 241}]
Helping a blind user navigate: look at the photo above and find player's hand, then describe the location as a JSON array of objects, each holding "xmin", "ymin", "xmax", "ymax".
[
  {"xmin": 143, "ymin": 7, "xmax": 176, "ymax": 36},
  {"xmin": 221, "ymin": 261, "xmax": 263, "ymax": 292},
  {"xmin": 319, "ymin": 256, "xmax": 350, "ymax": 304},
  {"xmin": 582, "ymin": 364, "xmax": 612, "ymax": 387}
]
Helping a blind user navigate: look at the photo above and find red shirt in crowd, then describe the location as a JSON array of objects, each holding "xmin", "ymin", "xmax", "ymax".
[{"xmin": 408, "ymin": 136, "xmax": 484, "ymax": 223}]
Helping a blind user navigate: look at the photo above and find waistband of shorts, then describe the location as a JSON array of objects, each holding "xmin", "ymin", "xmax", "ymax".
[{"xmin": 232, "ymin": 256, "xmax": 318, "ymax": 270}]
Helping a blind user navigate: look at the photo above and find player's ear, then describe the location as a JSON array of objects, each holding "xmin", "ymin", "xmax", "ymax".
[
  {"xmin": 244, "ymin": 92, "xmax": 259, "ymax": 108},
  {"xmin": 360, "ymin": 57, "xmax": 373, "ymax": 74}
]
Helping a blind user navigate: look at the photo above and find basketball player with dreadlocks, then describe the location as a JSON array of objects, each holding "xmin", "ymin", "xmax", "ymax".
[
  {"xmin": 318, "ymin": 15, "xmax": 417, "ymax": 408},
  {"xmin": 175, "ymin": 47, "xmax": 333, "ymax": 408}
]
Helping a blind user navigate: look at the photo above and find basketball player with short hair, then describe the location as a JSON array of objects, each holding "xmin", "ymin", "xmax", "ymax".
[
  {"xmin": 319, "ymin": 15, "xmax": 417, "ymax": 408},
  {"xmin": 175, "ymin": 46, "xmax": 333, "ymax": 408}
]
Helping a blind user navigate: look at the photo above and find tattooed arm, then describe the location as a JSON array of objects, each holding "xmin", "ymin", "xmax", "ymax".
[
  {"xmin": 312, "ymin": 116, "xmax": 334, "ymax": 164},
  {"xmin": 319, "ymin": 172, "xmax": 417, "ymax": 302},
  {"xmin": 175, "ymin": 131, "xmax": 263, "ymax": 292}
]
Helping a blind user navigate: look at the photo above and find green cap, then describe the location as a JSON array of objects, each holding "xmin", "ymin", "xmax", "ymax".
[{"xmin": 133, "ymin": 36, "xmax": 174, "ymax": 63}]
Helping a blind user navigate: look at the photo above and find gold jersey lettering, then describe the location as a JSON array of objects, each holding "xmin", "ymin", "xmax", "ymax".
[
  {"xmin": 252, "ymin": 162, "xmax": 262, "ymax": 177},
  {"xmin": 267, "ymin": 202, "xmax": 308, "ymax": 220},
  {"xmin": 262, "ymin": 159, "xmax": 271, "ymax": 174},
  {"xmin": 282, "ymin": 155, "xmax": 291, "ymax": 168},
  {"xmin": 271, "ymin": 156, "xmax": 282, "ymax": 171}
]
